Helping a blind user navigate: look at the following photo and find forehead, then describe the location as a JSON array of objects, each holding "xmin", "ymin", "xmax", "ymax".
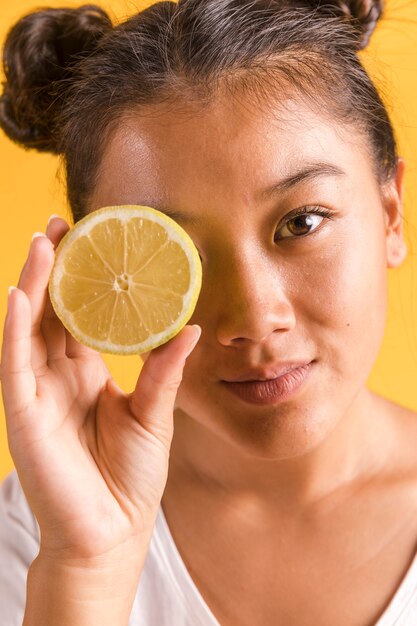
[{"xmin": 91, "ymin": 96, "xmax": 372, "ymax": 211}]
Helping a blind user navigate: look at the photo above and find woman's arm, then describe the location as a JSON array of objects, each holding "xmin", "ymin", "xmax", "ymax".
[
  {"xmin": 24, "ymin": 540, "xmax": 148, "ymax": 626},
  {"xmin": 1, "ymin": 218, "xmax": 200, "ymax": 625}
]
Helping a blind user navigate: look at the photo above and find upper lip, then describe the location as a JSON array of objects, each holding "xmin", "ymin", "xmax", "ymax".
[{"xmin": 222, "ymin": 361, "xmax": 313, "ymax": 383}]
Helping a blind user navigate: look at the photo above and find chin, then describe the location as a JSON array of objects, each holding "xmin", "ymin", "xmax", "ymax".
[
  {"xmin": 217, "ymin": 404, "xmax": 336, "ymax": 461},
  {"xmin": 176, "ymin": 389, "xmax": 339, "ymax": 462}
]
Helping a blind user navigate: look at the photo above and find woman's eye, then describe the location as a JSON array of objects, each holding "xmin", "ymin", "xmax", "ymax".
[{"xmin": 274, "ymin": 207, "xmax": 331, "ymax": 241}]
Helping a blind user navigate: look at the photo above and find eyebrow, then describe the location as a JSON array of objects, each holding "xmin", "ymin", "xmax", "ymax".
[
  {"xmin": 142, "ymin": 162, "xmax": 346, "ymax": 225},
  {"xmin": 150, "ymin": 206, "xmax": 202, "ymax": 226},
  {"xmin": 260, "ymin": 162, "xmax": 346, "ymax": 199}
]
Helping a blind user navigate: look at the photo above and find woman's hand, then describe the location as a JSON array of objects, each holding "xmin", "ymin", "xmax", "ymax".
[{"xmin": 0, "ymin": 215, "xmax": 200, "ymax": 563}]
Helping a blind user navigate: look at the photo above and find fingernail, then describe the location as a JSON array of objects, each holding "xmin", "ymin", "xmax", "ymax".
[
  {"xmin": 32, "ymin": 232, "xmax": 47, "ymax": 241},
  {"xmin": 187, "ymin": 325, "xmax": 201, "ymax": 350},
  {"xmin": 8, "ymin": 286, "xmax": 17, "ymax": 300},
  {"xmin": 190, "ymin": 324, "xmax": 201, "ymax": 338},
  {"xmin": 47, "ymin": 214, "xmax": 61, "ymax": 225}
]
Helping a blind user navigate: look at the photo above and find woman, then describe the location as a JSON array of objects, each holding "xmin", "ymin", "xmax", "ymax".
[{"xmin": 0, "ymin": 1, "xmax": 416, "ymax": 624}]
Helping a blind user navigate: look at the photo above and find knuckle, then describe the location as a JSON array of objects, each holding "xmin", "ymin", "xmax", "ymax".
[
  {"xmin": 147, "ymin": 368, "xmax": 183, "ymax": 391},
  {"xmin": 146, "ymin": 355, "xmax": 184, "ymax": 388},
  {"xmin": 3, "ymin": 365, "xmax": 32, "ymax": 377}
]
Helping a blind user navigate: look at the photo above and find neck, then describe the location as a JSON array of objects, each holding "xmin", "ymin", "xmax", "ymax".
[{"xmin": 167, "ymin": 388, "xmax": 394, "ymax": 510}]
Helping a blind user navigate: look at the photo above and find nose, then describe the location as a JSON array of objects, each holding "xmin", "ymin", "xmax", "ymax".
[{"xmin": 210, "ymin": 249, "xmax": 296, "ymax": 347}]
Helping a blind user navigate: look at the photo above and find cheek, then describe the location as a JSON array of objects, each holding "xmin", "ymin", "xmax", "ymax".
[
  {"xmin": 293, "ymin": 228, "xmax": 388, "ymax": 373},
  {"xmin": 175, "ymin": 342, "xmax": 206, "ymax": 395}
]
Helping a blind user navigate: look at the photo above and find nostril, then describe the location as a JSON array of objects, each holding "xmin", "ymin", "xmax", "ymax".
[{"xmin": 216, "ymin": 308, "xmax": 296, "ymax": 346}]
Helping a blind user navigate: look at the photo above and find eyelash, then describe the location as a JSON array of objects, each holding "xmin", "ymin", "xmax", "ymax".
[{"xmin": 274, "ymin": 206, "xmax": 334, "ymax": 241}]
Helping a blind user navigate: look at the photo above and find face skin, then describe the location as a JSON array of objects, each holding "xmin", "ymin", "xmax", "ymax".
[{"xmin": 90, "ymin": 93, "xmax": 407, "ymax": 506}]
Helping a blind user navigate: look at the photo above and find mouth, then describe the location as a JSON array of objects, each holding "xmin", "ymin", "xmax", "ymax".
[{"xmin": 221, "ymin": 362, "xmax": 313, "ymax": 405}]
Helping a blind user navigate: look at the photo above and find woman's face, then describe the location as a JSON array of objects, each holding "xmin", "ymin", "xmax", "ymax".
[{"xmin": 90, "ymin": 94, "xmax": 405, "ymax": 460}]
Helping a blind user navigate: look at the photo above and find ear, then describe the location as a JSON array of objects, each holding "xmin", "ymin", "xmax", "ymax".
[{"xmin": 384, "ymin": 157, "xmax": 407, "ymax": 269}]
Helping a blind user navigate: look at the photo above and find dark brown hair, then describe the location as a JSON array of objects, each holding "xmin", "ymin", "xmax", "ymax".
[{"xmin": 0, "ymin": 0, "xmax": 393, "ymax": 223}]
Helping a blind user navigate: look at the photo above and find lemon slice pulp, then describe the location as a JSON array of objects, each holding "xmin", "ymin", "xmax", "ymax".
[{"xmin": 49, "ymin": 205, "xmax": 202, "ymax": 354}]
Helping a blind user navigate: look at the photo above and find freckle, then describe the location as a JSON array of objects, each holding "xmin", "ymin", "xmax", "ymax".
[{"xmin": 347, "ymin": 323, "xmax": 351, "ymax": 327}]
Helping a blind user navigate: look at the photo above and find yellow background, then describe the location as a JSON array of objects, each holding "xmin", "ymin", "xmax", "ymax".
[{"xmin": 1, "ymin": 0, "xmax": 417, "ymax": 480}]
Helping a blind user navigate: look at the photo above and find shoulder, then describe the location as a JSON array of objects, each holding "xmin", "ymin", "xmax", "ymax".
[
  {"xmin": 372, "ymin": 391, "xmax": 417, "ymax": 431},
  {"xmin": 0, "ymin": 469, "xmax": 39, "ymax": 552},
  {"xmin": 1, "ymin": 469, "xmax": 37, "ymax": 520},
  {"xmin": 382, "ymin": 396, "xmax": 417, "ymax": 442},
  {"xmin": 373, "ymin": 393, "xmax": 417, "ymax": 481},
  {"xmin": 0, "ymin": 471, "xmax": 40, "ymax": 625}
]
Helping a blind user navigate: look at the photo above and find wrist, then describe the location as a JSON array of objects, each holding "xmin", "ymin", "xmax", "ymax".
[{"xmin": 23, "ymin": 539, "xmax": 149, "ymax": 626}]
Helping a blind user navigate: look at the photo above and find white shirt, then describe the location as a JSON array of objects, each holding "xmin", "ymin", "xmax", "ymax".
[{"xmin": 1, "ymin": 470, "xmax": 417, "ymax": 625}]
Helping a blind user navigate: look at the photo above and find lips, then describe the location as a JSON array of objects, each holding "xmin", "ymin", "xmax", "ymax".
[
  {"xmin": 222, "ymin": 362, "xmax": 312, "ymax": 383},
  {"xmin": 221, "ymin": 362, "xmax": 313, "ymax": 405}
]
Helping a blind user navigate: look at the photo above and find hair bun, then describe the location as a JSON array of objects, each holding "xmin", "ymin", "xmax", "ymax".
[
  {"xmin": 320, "ymin": 0, "xmax": 383, "ymax": 50},
  {"xmin": 0, "ymin": 5, "xmax": 112, "ymax": 154}
]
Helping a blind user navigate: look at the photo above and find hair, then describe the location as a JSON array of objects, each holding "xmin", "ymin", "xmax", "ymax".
[{"xmin": 0, "ymin": 0, "xmax": 394, "ymax": 223}]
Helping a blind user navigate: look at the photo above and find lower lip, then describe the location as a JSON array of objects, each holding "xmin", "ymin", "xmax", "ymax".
[{"xmin": 222, "ymin": 363, "xmax": 313, "ymax": 405}]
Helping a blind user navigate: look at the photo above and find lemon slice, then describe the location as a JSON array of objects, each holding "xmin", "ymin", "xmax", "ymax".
[{"xmin": 49, "ymin": 205, "xmax": 202, "ymax": 354}]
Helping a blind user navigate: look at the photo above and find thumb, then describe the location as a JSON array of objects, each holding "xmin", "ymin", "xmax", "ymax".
[{"xmin": 128, "ymin": 325, "xmax": 201, "ymax": 444}]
